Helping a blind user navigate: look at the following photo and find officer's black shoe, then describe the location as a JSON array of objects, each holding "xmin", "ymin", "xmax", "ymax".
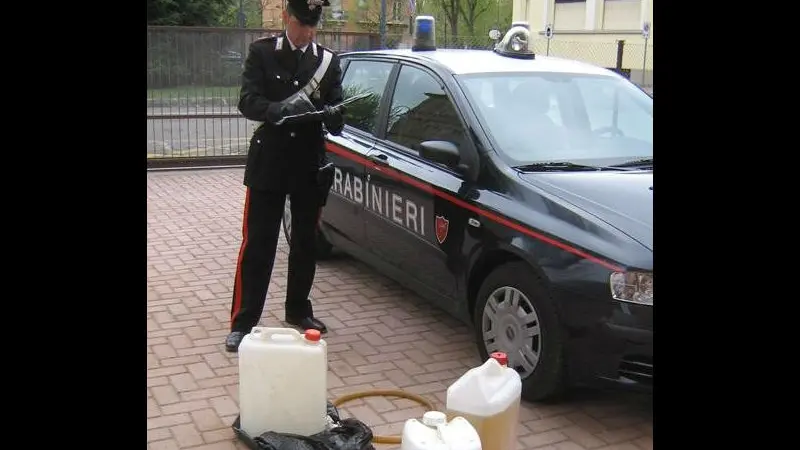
[
  {"xmin": 225, "ymin": 331, "xmax": 247, "ymax": 353},
  {"xmin": 285, "ymin": 316, "xmax": 328, "ymax": 334}
]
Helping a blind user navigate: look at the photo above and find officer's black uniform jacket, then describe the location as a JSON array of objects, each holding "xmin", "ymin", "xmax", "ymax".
[{"xmin": 238, "ymin": 34, "xmax": 344, "ymax": 192}]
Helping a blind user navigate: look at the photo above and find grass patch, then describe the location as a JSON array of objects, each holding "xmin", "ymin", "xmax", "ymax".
[{"xmin": 147, "ymin": 86, "xmax": 240, "ymax": 100}]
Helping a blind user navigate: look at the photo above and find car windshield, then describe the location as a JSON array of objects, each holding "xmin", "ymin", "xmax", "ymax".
[{"xmin": 457, "ymin": 72, "xmax": 652, "ymax": 167}]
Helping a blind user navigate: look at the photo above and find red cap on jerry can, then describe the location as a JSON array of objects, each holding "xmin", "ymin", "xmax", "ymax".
[
  {"xmin": 490, "ymin": 352, "xmax": 508, "ymax": 366},
  {"xmin": 305, "ymin": 329, "xmax": 321, "ymax": 342}
]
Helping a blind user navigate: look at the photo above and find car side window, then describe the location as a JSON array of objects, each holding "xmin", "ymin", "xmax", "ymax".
[
  {"xmin": 340, "ymin": 60, "xmax": 394, "ymax": 135},
  {"xmin": 385, "ymin": 65, "xmax": 468, "ymax": 157}
]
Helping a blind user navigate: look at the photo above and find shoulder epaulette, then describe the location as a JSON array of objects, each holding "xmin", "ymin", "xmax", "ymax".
[
  {"xmin": 252, "ymin": 35, "xmax": 277, "ymax": 46},
  {"xmin": 316, "ymin": 42, "xmax": 336, "ymax": 54}
]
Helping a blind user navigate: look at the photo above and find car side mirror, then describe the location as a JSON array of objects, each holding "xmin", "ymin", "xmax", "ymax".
[{"xmin": 419, "ymin": 140, "xmax": 462, "ymax": 169}]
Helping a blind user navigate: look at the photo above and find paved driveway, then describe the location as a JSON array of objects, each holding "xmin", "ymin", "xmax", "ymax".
[{"xmin": 147, "ymin": 168, "xmax": 653, "ymax": 450}]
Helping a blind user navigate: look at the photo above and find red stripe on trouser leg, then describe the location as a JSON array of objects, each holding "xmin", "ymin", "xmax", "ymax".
[{"xmin": 230, "ymin": 188, "xmax": 251, "ymax": 324}]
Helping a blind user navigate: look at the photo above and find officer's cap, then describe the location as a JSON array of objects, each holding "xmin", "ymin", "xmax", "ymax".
[{"xmin": 286, "ymin": 0, "xmax": 331, "ymax": 27}]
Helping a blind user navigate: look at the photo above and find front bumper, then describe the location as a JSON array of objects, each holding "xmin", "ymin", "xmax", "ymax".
[
  {"xmin": 565, "ymin": 303, "xmax": 653, "ymax": 391},
  {"xmin": 596, "ymin": 322, "xmax": 653, "ymax": 390}
]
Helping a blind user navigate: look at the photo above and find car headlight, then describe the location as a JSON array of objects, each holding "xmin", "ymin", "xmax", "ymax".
[{"xmin": 610, "ymin": 271, "xmax": 653, "ymax": 306}]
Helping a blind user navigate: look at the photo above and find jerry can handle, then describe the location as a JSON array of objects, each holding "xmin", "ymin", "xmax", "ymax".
[{"xmin": 249, "ymin": 327, "xmax": 302, "ymax": 343}]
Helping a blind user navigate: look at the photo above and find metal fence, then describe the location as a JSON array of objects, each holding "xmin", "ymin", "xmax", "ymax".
[
  {"xmin": 147, "ymin": 26, "xmax": 653, "ymax": 167},
  {"xmin": 147, "ymin": 26, "xmax": 386, "ymax": 166}
]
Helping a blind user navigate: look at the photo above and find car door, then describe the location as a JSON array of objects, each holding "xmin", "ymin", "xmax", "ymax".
[
  {"xmin": 322, "ymin": 58, "xmax": 396, "ymax": 248},
  {"xmin": 364, "ymin": 62, "xmax": 475, "ymax": 299}
]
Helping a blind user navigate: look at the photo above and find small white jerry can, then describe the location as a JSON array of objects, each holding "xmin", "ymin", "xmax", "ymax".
[
  {"xmin": 400, "ymin": 411, "xmax": 482, "ymax": 450},
  {"xmin": 238, "ymin": 327, "xmax": 328, "ymax": 438}
]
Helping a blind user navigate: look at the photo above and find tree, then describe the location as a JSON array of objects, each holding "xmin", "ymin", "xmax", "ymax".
[
  {"xmin": 348, "ymin": 0, "xmax": 407, "ymax": 45},
  {"xmin": 147, "ymin": 0, "xmax": 236, "ymax": 26},
  {"xmin": 217, "ymin": 0, "xmax": 267, "ymax": 28},
  {"xmin": 350, "ymin": 0, "xmax": 406, "ymax": 30},
  {"xmin": 423, "ymin": 0, "xmax": 511, "ymax": 45},
  {"xmin": 458, "ymin": 0, "xmax": 489, "ymax": 36},
  {"xmin": 438, "ymin": 0, "xmax": 460, "ymax": 40}
]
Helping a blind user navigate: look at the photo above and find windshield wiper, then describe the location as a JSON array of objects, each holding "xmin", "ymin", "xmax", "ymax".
[
  {"xmin": 515, "ymin": 162, "xmax": 632, "ymax": 172},
  {"xmin": 611, "ymin": 158, "xmax": 653, "ymax": 169}
]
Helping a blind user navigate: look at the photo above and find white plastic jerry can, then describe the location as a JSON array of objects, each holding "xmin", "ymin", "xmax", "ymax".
[
  {"xmin": 238, "ymin": 327, "xmax": 328, "ymax": 438},
  {"xmin": 400, "ymin": 411, "xmax": 482, "ymax": 450},
  {"xmin": 445, "ymin": 352, "xmax": 522, "ymax": 450}
]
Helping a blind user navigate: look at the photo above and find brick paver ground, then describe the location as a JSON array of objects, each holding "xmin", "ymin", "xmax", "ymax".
[{"xmin": 147, "ymin": 168, "xmax": 653, "ymax": 450}]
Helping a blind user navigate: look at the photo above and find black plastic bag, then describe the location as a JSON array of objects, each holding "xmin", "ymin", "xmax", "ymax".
[{"xmin": 232, "ymin": 402, "xmax": 375, "ymax": 450}]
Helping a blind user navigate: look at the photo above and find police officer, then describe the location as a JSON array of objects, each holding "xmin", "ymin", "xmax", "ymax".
[{"xmin": 225, "ymin": 0, "xmax": 344, "ymax": 352}]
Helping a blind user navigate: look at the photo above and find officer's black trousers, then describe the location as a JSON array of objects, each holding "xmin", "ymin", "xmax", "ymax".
[{"xmin": 229, "ymin": 180, "xmax": 321, "ymax": 333}]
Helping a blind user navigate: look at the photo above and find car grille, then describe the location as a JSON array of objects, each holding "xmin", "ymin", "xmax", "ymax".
[{"xmin": 619, "ymin": 356, "xmax": 653, "ymax": 385}]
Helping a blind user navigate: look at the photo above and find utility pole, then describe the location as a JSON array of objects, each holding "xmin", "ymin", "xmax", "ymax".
[
  {"xmin": 238, "ymin": 0, "xmax": 247, "ymax": 72},
  {"xmin": 380, "ymin": 0, "xmax": 387, "ymax": 49},
  {"xmin": 237, "ymin": 0, "xmax": 246, "ymax": 28}
]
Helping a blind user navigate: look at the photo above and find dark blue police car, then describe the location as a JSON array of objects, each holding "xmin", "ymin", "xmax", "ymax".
[{"xmin": 283, "ymin": 23, "xmax": 653, "ymax": 401}]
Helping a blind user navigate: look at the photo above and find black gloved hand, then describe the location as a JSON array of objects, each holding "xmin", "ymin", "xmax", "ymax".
[
  {"xmin": 321, "ymin": 105, "xmax": 337, "ymax": 117},
  {"xmin": 266, "ymin": 102, "xmax": 284, "ymax": 124},
  {"xmin": 322, "ymin": 105, "xmax": 345, "ymax": 135},
  {"xmin": 322, "ymin": 105, "xmax": 347, "ymax": 117},
  {"xmin": 266, "ymin": 91, "xmax": 321, "ymax": 125}
]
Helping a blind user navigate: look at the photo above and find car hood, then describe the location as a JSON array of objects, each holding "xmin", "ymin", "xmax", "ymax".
[{"xmin": 518, "ymin": 170, "xmax": 653, "ymax": 251}]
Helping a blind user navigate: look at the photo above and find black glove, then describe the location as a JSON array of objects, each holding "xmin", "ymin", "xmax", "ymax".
[
  {"xmin": 322, "ymin": 105, "xmax": 343, "ymax": 117},
  {"xmin": 322, "ymin": 105, "xmax": 345, "ymax": 135},
  {"xmin": 265, "ymin": 102, "xmax": 284, "ymax": 124},
  {"xmin": 266, "ymin": 91, "xmax": 322, "ymax": 126}
]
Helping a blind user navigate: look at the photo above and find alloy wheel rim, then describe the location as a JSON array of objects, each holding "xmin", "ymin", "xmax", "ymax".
[{"xmin": 481, "ymin": 286, "xmax": 542, "ymax": 378}]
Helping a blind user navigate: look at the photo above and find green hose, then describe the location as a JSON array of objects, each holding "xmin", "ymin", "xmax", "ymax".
[{"xmin": 332, "ymin": 389, "xmax": 438, "ymax": 445}]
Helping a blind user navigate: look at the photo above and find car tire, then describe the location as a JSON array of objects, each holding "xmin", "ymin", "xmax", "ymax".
[
  {"xmin": 282, "ymin": 195, "xmax": 333, "ymax": 260},
  {"xmin": 473, "ymin": 261, "xmax": 565, "ymax": 402}
]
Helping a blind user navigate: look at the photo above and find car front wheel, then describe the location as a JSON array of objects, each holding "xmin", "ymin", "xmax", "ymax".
[
  {"xmin": 282, "ymin": 195, "xmax": 333, "ymax": 259},
  {"xmin": 473, "ymin": 261, "xmax": 565, "ymax": 402}
]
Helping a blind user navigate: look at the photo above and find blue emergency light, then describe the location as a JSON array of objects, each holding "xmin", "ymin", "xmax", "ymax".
[{"xmin": 412, "ymin": 16, "xmax": 436, "ymax": 51}]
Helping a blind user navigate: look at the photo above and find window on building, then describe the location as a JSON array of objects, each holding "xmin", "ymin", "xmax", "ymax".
[
  {"xmin": 340, "ymin": 60, "xmax": 395, "ymax": 135},
  {"xmin": 603, "ymin": 0, "xmax": 642, "ymax": 30},
  {"xmin": 392, "ymin": 0, "xmax": 402, "ymax": 21},
  {"xmin": 329, "ymin": 0, "xmax": 344, "ymax": 20}
]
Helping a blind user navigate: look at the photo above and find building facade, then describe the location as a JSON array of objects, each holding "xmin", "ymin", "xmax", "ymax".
[{"xmin": 512, "ymin": 0, "xmax": 652, "ymax": 84}]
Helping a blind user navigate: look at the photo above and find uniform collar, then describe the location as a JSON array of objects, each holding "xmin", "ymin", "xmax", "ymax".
[{"xmin": 284, "ymin": 32, "xmax": 309, "ymax": 54}]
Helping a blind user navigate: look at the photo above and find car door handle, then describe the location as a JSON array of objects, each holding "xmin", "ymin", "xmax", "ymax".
[{"xmin": 369, "ymin": 153, "xmax": 388, "ymax": 164}]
